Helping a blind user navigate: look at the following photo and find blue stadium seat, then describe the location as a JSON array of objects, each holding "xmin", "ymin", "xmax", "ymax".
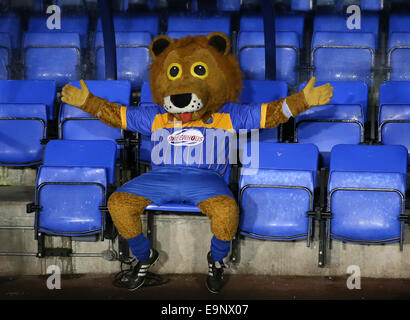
[
  {"xmin": 378, "ymin": 81, "xmax": 410, "ymax": 160},
  {"xmin": 239, "ymin": 80, "xmax": 288, "ymax": 143},
  {"xmin": 95, "ymin": 31, "xmax": 151, "ymax": 88},
  {"xmin": 0, "ymin": 33, "xmax": 11, "ymax": 80},
  {"xmin": 0, "ymin": 13, "xmax": 21, "ymax": 49},
  {"xmin": 59, "ymin": 80, "xmax": 131, "ymax": 159},
  {"xmin": 294, "ymin": 81, "xmax": 368, "ymax": 166},
  {"xmin": 28, "ymin": 14, "xmax": 89, "ymax": 49},
  {"xmin": 311, "ymin": 32, "xmax": 376, "ymax": 86},
  {"xmin": 312, "ymin": 12, "xmax": 379, "ymax": 86},
  {"xmin": 167, "ymin": 13, "xmax": 231, "ymax": 36},
  {"xmin": 387, "ymin": 14, "xmax": 410, "ymax": 81},
  {"xmin": 239, "ymin": 143, "xmax": 319, "ymax": 243},
  {"xmin": 326, "ymin": 144, "xmax": 407, "ymax": 248},
  {"xmin": 96, "ymin": 13, "xmax": 159, "ymax": 37},
  {"xmin": 237, "ymin": 31, "xmax": 299, "ymax": 86},
  {"xmin": 34, "ymin": 140, "xmax": 117, "ymax": 238},
  {"xmin": 239, "ymin": 14, "xmax": 305, "ymax": 48},
  {"xmin": 0, "ymin": 103, "xmax": 47, "ymax": 167},
  {"xmin": 23, "ymin": 32, "xmax": 81, "ymax": 88},
  {"xmin": 0, "ymin": 80, "xmax": 56, "ymax": 120},
  {"xmin": 0, "ymin": 80, "xmax": 56, "ymax": 166}
]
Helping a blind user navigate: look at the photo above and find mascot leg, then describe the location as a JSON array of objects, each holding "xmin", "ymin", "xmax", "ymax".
[
  {"xmin": 198, "ymin": 195, "xmax": 239, "ymax": 294},
  {"xmin": 108, "ymin": 192, "xmax": 160, "ymax": 290}
]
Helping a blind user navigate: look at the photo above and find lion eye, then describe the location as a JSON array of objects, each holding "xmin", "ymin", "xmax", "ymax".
[
  {"xmin": 191, "ymin": 62, "xmax": 208, "ymax": 79},
  {"xmin": 194, "ymin": 65, "xmax": 206, "ymax": 76},
  {"xmin": 167, "ymin": 63, "xmax": 182, "ymax": 80},
  {"xmin": 170, "ymin": 66, "xmax": 179, "ymax": 77}
]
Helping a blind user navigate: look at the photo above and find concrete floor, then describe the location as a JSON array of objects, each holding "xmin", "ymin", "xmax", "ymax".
[{"xmin": 1, "ymin": 273, "xmax": 410, "ymax": 300}]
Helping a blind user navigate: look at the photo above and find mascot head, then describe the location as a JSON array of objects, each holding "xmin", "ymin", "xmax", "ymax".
[{"xmin": 149, "ymin": 32, "xmax": 243, "ymax": 123}]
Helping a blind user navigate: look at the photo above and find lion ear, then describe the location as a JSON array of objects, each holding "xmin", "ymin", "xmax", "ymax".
[
  {"xmin": 207, "ymin": 32, "xmax": 230, "ymax": 56},
  {"xmin": 150, "ymin": 35, "xmax": 174, "ymax": 59}
]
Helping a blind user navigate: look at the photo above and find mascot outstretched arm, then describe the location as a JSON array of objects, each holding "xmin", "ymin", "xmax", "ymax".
[{"xmin": 62, "ymin": 32, "xmax": 333, "ymax": 293}]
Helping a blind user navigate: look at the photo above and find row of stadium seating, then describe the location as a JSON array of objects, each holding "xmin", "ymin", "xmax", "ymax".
[
  {"xmin": 2, "ymin": 7, "xmax": 410, "ymax": 88},
  {"xmin": 28, "ymin": 138, "xmax": 408, "ymax": 264},
  {"xmin": 0, "ymin": 0, "xmax": 387, "ymax": 13}
]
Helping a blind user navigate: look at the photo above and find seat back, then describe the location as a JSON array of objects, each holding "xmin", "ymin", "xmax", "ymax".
[
  {"xmin": 36, "ymin": 166, "xmax": 108, "ymax": 236},
  {"xmin": 239, "ymin": 143, "xmax": 319, "ymax": 241},
  {"xmin": 0, "ymin": 103, "xmax": 47, "ymax": 166},
  {"xmin": 35, "ymin": 140, "xmax": 117, "ymax": 236},
  {"xmin": 388, "ymin": 15, "xmax": 410, "ymax": 81},
  {"xmin": 237, "ymin": 31, "xmax": 299, "ymax": 86},
  {"xmin": 95, "ymin": 31, "xmax": 151, "ymax": 88},
  {"xmin": 0, "ymin": 80, "xmax": 56, "ymax": 119},
  {"xmin": 311, "ymin": 32, "xmax": 376, "ymax": 86},
  {"xmin": 379, "ymin": 81, "xmax": 410, "ymax": 160},
  {"xmin": 328, "ymin": 144, "xmax": 407, "ymax": 244},
  {"xmin": 43, "ymin": 140, "xmax": 117, "ymax": 185},
  {"xmin": 23, "ymin": 32, "xmax": 81, "ymax": 88},
  {"xmin": 239, "ymin": 14, "xmax": 305, "ymax": 48}
]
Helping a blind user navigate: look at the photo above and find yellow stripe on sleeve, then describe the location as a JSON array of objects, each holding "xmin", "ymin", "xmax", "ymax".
[
  {"xmin": 120, "ymin": 106, "xmax": 127, "ymax": 130},
  {"xmin": 260, "ymin": 103, "xmax": 268, "ymax": 128}
]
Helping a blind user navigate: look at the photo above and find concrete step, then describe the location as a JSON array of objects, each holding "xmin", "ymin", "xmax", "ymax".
[
  {"xmin": 1, "ymin": 186, "xmax": 410, "ymax": 278},
  {"xmin": 0, "ymin": 167, "xmax": 37, "ymax": 186}
]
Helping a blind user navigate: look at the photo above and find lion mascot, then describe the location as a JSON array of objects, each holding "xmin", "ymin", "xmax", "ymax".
[{"xmin": 61, "ymin": 32, "xmax": 333, "ymax": 293}]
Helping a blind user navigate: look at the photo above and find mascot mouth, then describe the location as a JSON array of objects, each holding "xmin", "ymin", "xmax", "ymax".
[{"xmin": 163, "ymin": 93, "xmax": 204, "ymax": 122}]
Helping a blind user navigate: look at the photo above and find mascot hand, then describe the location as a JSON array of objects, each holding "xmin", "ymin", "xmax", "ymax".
[
  {"xmin": 61, "ymin": 79, "xmax": 90, "ymax": 108},
  {"xmin": 302, "ymin": 77, "xmax": 333, "ymax": 107}
]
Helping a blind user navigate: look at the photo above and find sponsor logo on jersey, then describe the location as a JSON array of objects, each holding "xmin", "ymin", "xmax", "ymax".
[{"xmin": 167, "ymin": 129, "xmax": 204, "ymax": 146}]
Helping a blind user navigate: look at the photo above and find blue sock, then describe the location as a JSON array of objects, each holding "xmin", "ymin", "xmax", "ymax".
[
  {"xmin": 210, "ymin": 235, "xmax": 231, "ymax": 262},
  {"xmin": 126, "ymin": 233, "xmax": 151, "ymax": 261}
]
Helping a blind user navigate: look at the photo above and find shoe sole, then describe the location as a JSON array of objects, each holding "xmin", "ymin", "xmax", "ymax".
[
  {"xmin": 128, "ymin": 254, "xmax": 159, "ymax": 292},
  {"xmin": 205, "ymin": 281, "xmax": 220, "ymax": 294}
]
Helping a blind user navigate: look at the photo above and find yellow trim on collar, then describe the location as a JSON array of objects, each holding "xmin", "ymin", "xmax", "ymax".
[
  {"xmin": 120, "ymin": 106, "xmax": 127, "ymax": 130},
  {"xmin": 151, "ymin": 112, "xmax": 234, "ymax": 132},
  {"xmin": 260, "ymin": 103, "xmax": 268, "ymax": 128}
]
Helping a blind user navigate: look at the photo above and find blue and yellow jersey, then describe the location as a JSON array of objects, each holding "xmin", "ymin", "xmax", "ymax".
[{"xmin": 119, "ymin": 102, "xmax": 270, "ymax": 176}]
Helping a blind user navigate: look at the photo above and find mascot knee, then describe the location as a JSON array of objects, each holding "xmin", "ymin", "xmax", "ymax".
[
  {"xmin": 107, "ymin": 192, "xmax": 152, "ymax": 239},
  {"xmin": 199, "ymin": 195, "xmax": 239, "ymax": 241}
]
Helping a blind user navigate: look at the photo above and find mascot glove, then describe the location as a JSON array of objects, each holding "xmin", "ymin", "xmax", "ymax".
[
  {"xmin": 61, "ymin": 80, "xmax": 91, "ymax": 109},
  {"xmin": 302, "ymin": 77, "xmax": 334, "ymax": 107}
]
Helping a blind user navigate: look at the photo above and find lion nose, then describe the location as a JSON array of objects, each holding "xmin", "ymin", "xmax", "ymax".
[{"xmin": 170, "ymin": 93, "xmax": 192, "ymax": 108}]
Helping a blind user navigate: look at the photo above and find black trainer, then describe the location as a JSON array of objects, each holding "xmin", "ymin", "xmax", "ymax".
[
  {"xmin": 206, "ymin": 251, "xmax": 228, "ymax": 294},
  {"xmin": 120, "ymin": 248, "xmax": 159, "ymax": 291}
]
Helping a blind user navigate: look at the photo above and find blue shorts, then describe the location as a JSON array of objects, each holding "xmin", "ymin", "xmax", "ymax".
[{"xmin": 115, "ymin": 166, "xmax": 233, "ymax": 205}]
